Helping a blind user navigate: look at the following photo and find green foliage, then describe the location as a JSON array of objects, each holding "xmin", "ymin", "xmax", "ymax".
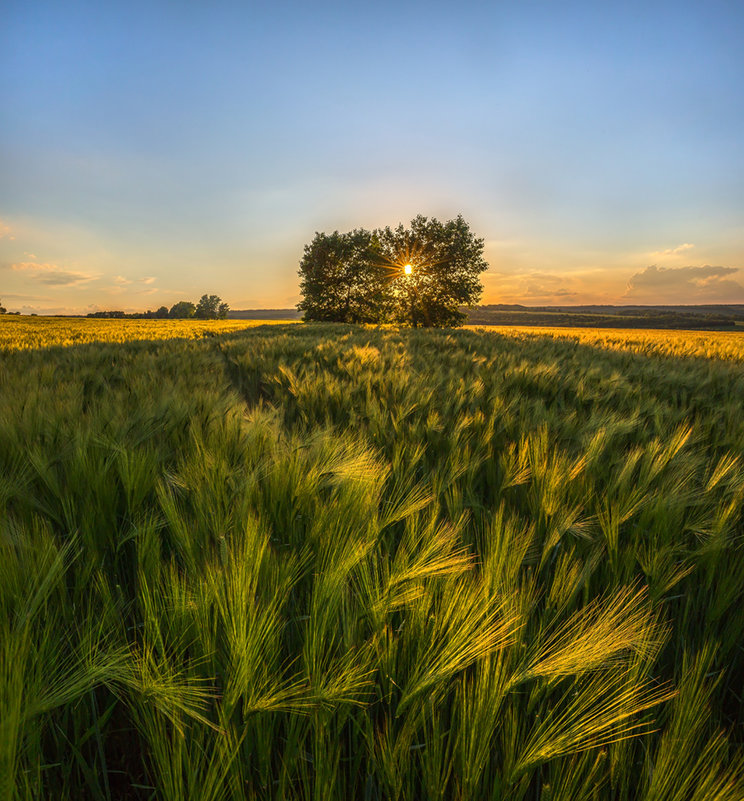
[
  {"xmin": 195, "ymin": 294, "xmax": 229, "ymax": 320},
  {"xmin": 298, "ymin": 215, "xmax": 488, "ymax": 327},
  {"xmin": 168, "ymin": 300, "xmax": 196, "ymax": 318},
  {"xmin": 1, "ymin": 322, "xmax": 743, "ymax": 799},
  {"xmin": 86, "ymin": 297, "xmax": 229, "ymax": 320},
  {"xmin": 380, "ymin": 215, "xmax": 489, "ymax": 327},
  {"xmin": 297, "ymin": 229, "xmax": 391, "ymax": 324}
]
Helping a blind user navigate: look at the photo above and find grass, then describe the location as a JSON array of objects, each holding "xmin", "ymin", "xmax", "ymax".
[
  {"xmin": 0, "ymin": 316, "xmax": 742, "ymax": 799},
  {"xmin": 0, "ymin": 316, "xmax": 297, "ymax": 351}
]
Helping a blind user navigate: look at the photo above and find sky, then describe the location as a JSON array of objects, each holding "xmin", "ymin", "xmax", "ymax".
[{"xmin": 1, "ymin": 0, "xmax": 743, "ymax": 314}]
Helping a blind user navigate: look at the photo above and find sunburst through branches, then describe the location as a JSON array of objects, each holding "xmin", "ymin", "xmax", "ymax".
[{"xmin": 297, "ymin": 214, "xmax": 489, "ymax": 327}]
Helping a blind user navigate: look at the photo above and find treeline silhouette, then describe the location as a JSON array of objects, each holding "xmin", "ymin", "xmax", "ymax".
[
  {"xmin": 467, "ymin": 304, "xmax": 743, "ymax": 330},
  {"xmin": 87, "ymin": 294, "xmax": 229, "ymax": 320}
]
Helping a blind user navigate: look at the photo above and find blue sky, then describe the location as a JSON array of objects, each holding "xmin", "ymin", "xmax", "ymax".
[{"xmin": 1, "ymin": 0, "xmax": 743, "ymax": 313}]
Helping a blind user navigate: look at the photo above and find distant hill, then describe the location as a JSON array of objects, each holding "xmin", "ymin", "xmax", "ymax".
[
  {"xmin": 475, "ymin": 303, "xmax": 744, "ymax": 317},
  {"xmin": 227, "ymin": 305, "xmax": 744, "ymax": 330},
  {"xmin": 467, "ymin": 304, "xmax": 744, "ymax": 330},
  {"xmin": 228, "ymin": 308, "xmax": 302, "ymax": 320}
]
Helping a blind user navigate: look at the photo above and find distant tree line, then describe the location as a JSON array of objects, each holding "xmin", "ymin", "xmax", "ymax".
[
  {"xmin": 298, "ymin": 215, "xmax": 488, "ymax": 328},
  {"xmin": 87, "ymin": 294, "xmax": 229, "ymax": 320},
  {"xmin": 467, "ymin": 305, "xmax": 742, "ymax": 330}
]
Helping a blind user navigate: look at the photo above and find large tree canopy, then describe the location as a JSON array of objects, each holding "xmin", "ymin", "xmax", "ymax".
[
  {"xmin": 298, "ymin": 215, "xmax": 488, "ymax": 327},
  {"xmin": 297, "ymin": 229, "xmax": 391, "ymax": 324}
]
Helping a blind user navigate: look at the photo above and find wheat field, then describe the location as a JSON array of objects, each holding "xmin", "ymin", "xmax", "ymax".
[{"xmin": 1, "ymin": 317, "xmax": 742, "ymax": 800}]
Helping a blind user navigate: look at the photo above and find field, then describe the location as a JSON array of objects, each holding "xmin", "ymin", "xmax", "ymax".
[
  {"xmin": 1, "ymin": 316, "xmax": 743, "ymax": 800},
  {"xmin": 0, "ymin": 316, "xmax": 297, "ymax": 351}
]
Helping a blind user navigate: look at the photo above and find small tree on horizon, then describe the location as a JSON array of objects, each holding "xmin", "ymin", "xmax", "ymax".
[
  {"xmin": 195, "ymin": 294, "xmax": 229, "ymax": 319},
  {"xmin": 297, "ymin": 215, "xmax": 487, "ymax": 327},
  {"xmin": 169, "ymin": 301, "xmax": 196, "ymax": 318}
]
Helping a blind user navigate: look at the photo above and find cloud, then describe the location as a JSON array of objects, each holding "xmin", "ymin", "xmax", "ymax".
[
  {"xmin": 651, "ymin": 243, "xmax": 695, "ymax": 258},
  {"xmin": 0, "ymin": 220, "xmax": 15, "ymax": 241},
  {"xmin": 111, "ymin": 275, "xmax": 156, "ymax": 288},
  {"xmin": 624, "ymin": 264, "xmax": 744, "ymax": 303},
  {"xmin": 521, "ymin": 273, "xmax": 575, "ymax": 296},
  {"xmin": 523, "ymin": 281, "xmax": 578, "ymax": 300},
  {"xmin": 1, "ymin": 292, "xmax": 49, "ymax": 302},
  {"xmin": 11, "ymin": 261, "xmax": 98, "ymax": 286},
  {"xmin": 484, "ymin": 270, "xmax": 581, "ymax": 303},
  {"xmin": 18, "ymin": 303, "xmax": 108, "ymax": 316}
]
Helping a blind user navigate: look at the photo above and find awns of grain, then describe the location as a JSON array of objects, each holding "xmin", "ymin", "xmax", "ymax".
[{"xmin": 1, "ymin": 318, "xmax": 743, "ymax": 800}]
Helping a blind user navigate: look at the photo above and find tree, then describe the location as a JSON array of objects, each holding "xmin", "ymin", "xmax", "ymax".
[
  {"xmin": 86, "ymin": 298, "xmax": 226, "ymax": 319},
  {"xmin": 297, "ymin": 215, "xmax": 487, "ymax": 327},
  {"xmin": 380, "ymin": 215, "xmax": 488, "ymax": 327},
  {"xmin": 298, "ymin": 229, "xmax": 392, "ymax": 323},
  {"xmin": 195, "ymin": 294, "xmax": 229, "ymax": 319},
  {"xmin": 0, "ymin": 300, "xmax": 6, "ymax": 314},
  {"xmin": 169, "ymin": 301, "xmax": 196, "ymax": 318}
]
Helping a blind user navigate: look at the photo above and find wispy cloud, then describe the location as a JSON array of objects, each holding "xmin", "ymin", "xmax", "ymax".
[
  {"xmin": 648, "ymin": 243, "xmax": 696, "ymax": 260},
  {"xmin": 18, "ymin": 303, "xmax": 106, "ymax": 316},
  {"xmin": 520, "ymin": 272, "xmax": 578, "ymax": 301},
  {"xmin": 0, "ymin": 220, "xmax": 15, "ymax": 241},
  {"xmin": 112, "ymin": 275, "xmax": 156, "ymax": 287},
  {"xmin": 11, "ymin": 261, "xmax": 98, "ymax": 286},
  {"xmin": 484, "ymin": 270, "xmax": 592, "ymax": 304},
  {"xmin": 1, "ymin": 292, "xmax": 50, "ymax": 302},
  {"xmin": 660, "ymin": 243, "xmax": 694, "ymax": 256},
  {"xmin": 624, "ymin": 264, "xmax": 744, "ymax": 303}
]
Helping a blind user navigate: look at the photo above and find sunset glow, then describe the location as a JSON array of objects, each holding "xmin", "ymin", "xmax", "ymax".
[
  {"xmin": 1, "ymin": 1, "xmax": 743, "ymax": 314},
  {"xmin": 404, "ymin": 264, "xmax": 413, "ymax": 275}
]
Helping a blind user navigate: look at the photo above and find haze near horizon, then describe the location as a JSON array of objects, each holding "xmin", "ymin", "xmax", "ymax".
[{"xmin": 1, "ymin": 0, "xmax": 743, "ymax": 315}]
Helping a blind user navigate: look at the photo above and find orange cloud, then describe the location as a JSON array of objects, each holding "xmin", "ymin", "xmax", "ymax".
[
  {"xmin": 624, "ymin": 264, "xmax": 744, "ymax": 303},
  {"xmin": 482, "ymin": 268, "xmax": 619, "ymax": 305},
  {"xmin": 11, "ymin": 261, "xmax": 98, "ymax": 286}
]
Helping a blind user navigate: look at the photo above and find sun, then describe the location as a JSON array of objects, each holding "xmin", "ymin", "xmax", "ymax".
[{"xmin": 403, "ymin": 264, "xmax": 413, "ymax": 275}]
